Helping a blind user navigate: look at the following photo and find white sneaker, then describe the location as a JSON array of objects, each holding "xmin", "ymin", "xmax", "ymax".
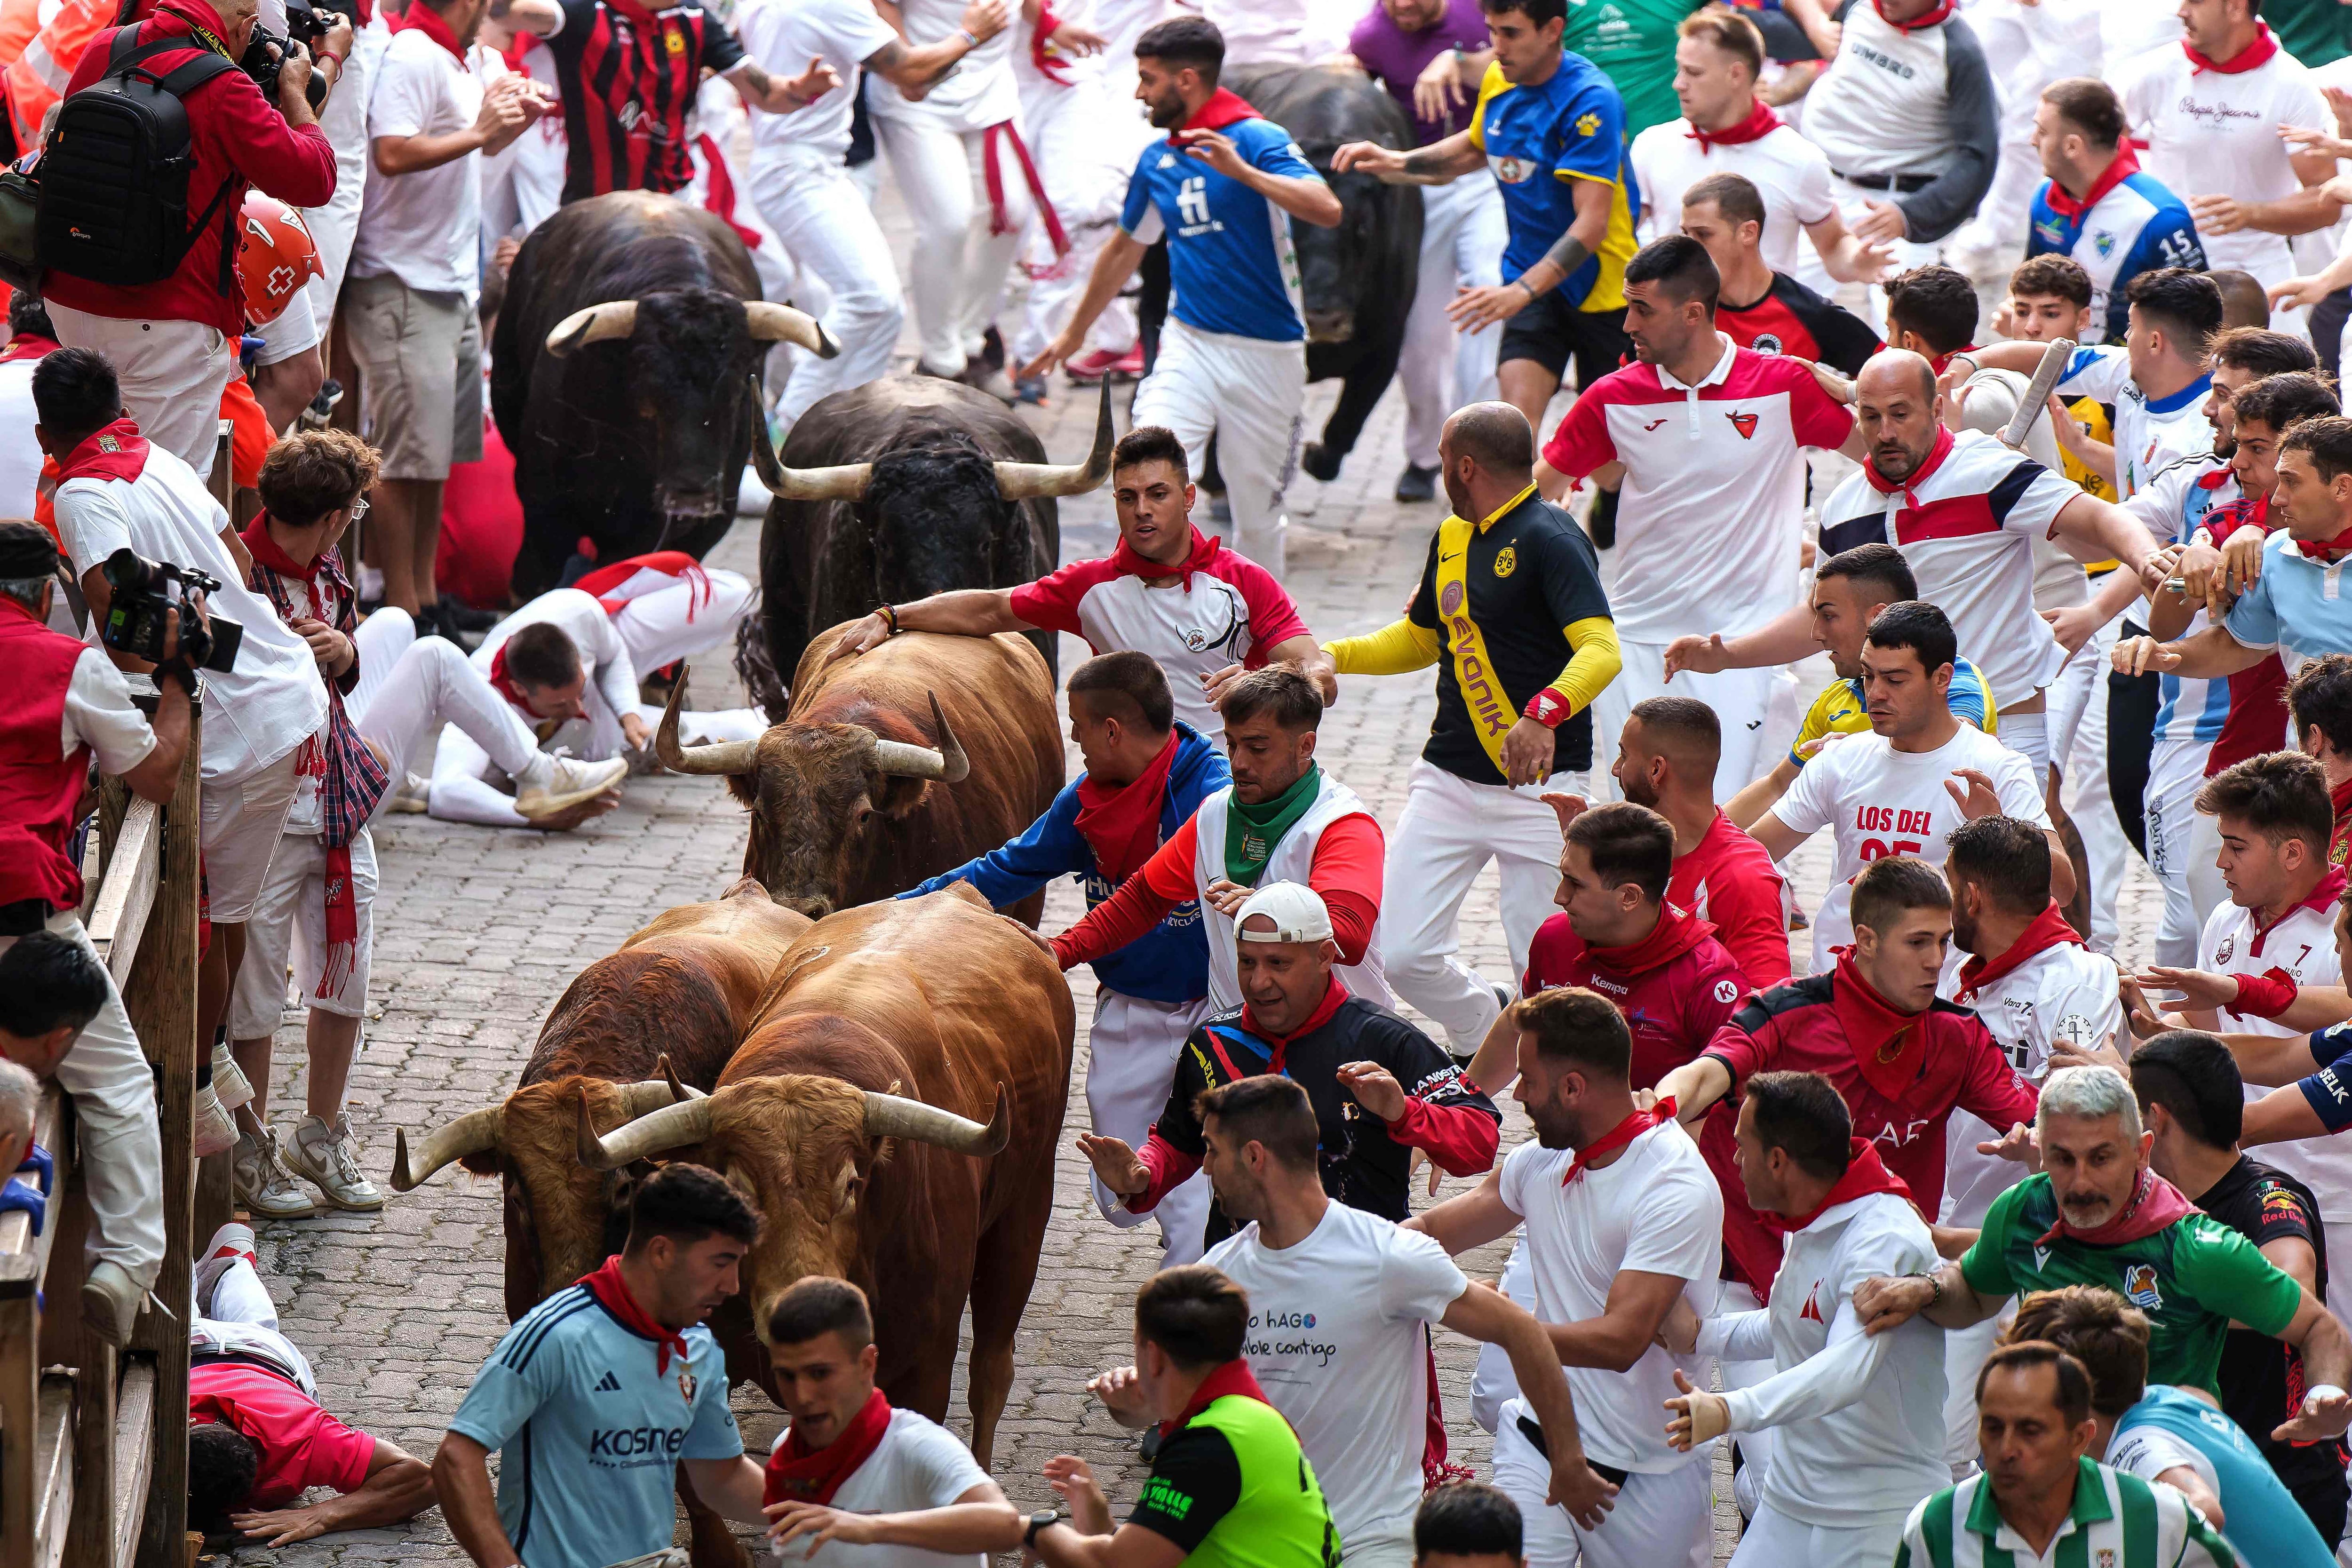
[
  {"xmin": 209, "ymin": 1041, "xmax": 252, "ymax": 1111},
  {"xmin": 281, "ymin": 1114, "xmax": 384, "ymax": 1212},
  {"xmin": 386, "ymin": 770, "xmax": 431, "ymax": 814},
  {"xmin": 193, "ymin": 1222, "xmax": 257, "ymax": 1316},
  {"xmin": 232, "ymin": 1129, "xmax": 316, "ymax": 1220},
  {"xmin": 192, "ymin": 1083, "xmax": 238, "ymax": 1158},
  {"xmin": 82, "ymin": 1259, "xmax": 142, "ymax": 1345},
  {"xmin": 513, "ymin": 754, "xmax": 628, "ymax": 819}
]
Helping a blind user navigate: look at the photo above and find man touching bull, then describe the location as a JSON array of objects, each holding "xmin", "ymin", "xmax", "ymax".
[{"xmin": 903, "ymin": 652, "xmax": 1230, "ymax": 1265}]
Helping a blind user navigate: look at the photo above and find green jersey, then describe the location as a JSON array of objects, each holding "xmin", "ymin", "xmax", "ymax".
[
  {"xmin": 1960, "ymin": 1175, "xmax": 2302, "ymax": 1395},
  {"xmin": 2265, "ymin": 0, "xmax": 2350, "ymax": 67},
  {"xmin": 1559, "ymin": 0, "xmax": 1700, "ymax": 138},
  {"xmin": 1128, "ymin": 1393, "xmax": 1341, "ymax": 1568},
  {"xmin": 1896, "ymin": 1458, "xmax": 2237, "ymax": 1568}
]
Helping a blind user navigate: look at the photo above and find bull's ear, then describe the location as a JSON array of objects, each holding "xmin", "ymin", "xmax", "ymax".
[
  {"xmin": 725, "ymin": 772, "xmax": 760, "ymax": 809},
  {"xmin": 875, "ymin": 775, "xmax": 928, "ymax": 819},
  {"xmin": 458, "ymin": 1148, "xmax": 502, "ymax": 1177}
]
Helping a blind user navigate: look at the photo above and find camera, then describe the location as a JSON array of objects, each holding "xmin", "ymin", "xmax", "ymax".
[
  {"xmin": 242, "ymin": 0, "xmax": 332, "ymax": 112},
  {"xmin": 100, "ymin": 549, "xmax": 243, "ymax": 674}
]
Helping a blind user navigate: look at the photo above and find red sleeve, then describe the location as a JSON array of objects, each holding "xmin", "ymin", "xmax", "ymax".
[
  {"xmin": 1702, "ymin": 1016, "xmax": 1770, "ymax": 1087},
  {"xmin": 1955, "ymin": 1019, "xmax": 2040, "ymax": 1130},
  {"xmin": 1007, "ymin": 557, "xmax": 1119, "ymax": 637},
  {"xmin": 1305, "ymin": 813, "xmax": 1383, "ymax": 967},
  {"xmin": 1123, "ymin": 1130, "xmax": 1202, "ymax": 1215},
  {"xmin": 1051, "ymin": 818, "xmax": 1197, "ymax": 969},
  {"xmin": 195, "ymin": 73, "xmax": 337, "ymax": 208},
  {"xmin": 1540, "ymin": 383, "xmax": 1617, "ymax": 478},
  {"xmin": 1216, "ymin": 557, "xmax": 1311, "ymax": 661},
  {"xmin": 294, "ymin": 1415, "xmax": 378, "ymax": 1496},
  {"xmin": 1389, "ymin": 1095, "xmax": 1501, "ymax": 1176},
  {"xmin": 1709, "ymin": 878, "xmax": 1792, "ymax": 993},
  {"xmin": 1786, "ymin": 363, "xmax": 1857, "ymax": 451}
]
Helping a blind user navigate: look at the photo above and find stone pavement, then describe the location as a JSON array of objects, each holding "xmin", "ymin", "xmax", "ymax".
[{"xmin": 232, "ymin": 244, "xmax": 2165, "ymax": 1568}]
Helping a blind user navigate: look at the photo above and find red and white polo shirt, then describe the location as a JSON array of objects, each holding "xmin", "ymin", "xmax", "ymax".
[{"xmin": 1541, "ymin": 334, "xmax": 1853, "ymax": 644}]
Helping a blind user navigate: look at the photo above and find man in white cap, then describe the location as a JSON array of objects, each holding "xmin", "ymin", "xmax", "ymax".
[{"xmin": 1080, "ymin": 882, "xmax": 1502, "ymax": 1257}]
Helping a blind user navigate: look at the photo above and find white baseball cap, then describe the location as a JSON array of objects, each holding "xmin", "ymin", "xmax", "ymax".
[{"xmin": 1234, "ymin": 882, "xmax": 1334, "ymax": 943}]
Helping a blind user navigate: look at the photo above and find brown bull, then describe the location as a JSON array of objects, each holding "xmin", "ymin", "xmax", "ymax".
[
  {"xmin": 655, "ymin": 623, "xmax": 1062, "ymax": 922},
  {"xmin": 577, "ymin": 883, "xmax": 1074, "ymax": 1465}
]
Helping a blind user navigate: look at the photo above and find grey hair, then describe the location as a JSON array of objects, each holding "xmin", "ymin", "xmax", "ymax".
[
  {"xmin": 0, "ymin": 575, "xmax": 49, "ymax": 610},
  {"xmin": 0, "ymin": 1058, "xmax": 38, "ymax": 1141},
  {"xmin": 2035, "ymin": 1064, "xmax": 2143, "ymax": 1142}
]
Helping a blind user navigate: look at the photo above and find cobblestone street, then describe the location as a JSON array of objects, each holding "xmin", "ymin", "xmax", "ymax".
[{"xmin": 231, "ymin": 212, "xmax": 2166, "ymax": 1568}]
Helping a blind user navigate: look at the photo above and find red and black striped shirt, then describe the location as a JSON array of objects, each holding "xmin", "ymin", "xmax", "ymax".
[
  {"xmin": 542, "ymin": 0, "xmax": 743, "ymax": 201},
  {"xmin": 1717, "ymin": 271, "xmax": 1881, "ymax": 378}
]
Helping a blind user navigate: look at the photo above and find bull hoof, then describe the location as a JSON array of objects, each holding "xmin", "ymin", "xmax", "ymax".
[{"xmin": 1300, "ymin": 442, "xmax": 1342, "ymax": 484}]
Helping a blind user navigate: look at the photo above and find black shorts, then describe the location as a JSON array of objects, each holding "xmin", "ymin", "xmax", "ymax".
[{"xmin": 1498, "ymin": 291, "xmax": 1630, "ymax": 394}]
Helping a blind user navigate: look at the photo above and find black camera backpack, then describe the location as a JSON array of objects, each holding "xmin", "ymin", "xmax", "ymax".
[{"xmin": 36, "ymin": 28, "xmax": 243, "ymax": 290}]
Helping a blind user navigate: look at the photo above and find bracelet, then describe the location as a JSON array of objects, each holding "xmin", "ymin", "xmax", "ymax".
[
  {"xmin": 1909, "ymin": 1269, "xmax": 1942, "ymax": 1309},
  {"xmin": 1516, "ymin": 278, "xmax": 1537, "ymax": 301},
  {"xmin": 879, "ymin": 604, "xmax": 900, "ymax": 635},
  {"xmin": 961, "ymin": 27, "xmax": 979, "ymax": 44}
]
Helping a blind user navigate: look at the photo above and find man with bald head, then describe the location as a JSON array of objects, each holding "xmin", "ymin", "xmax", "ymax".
[
  {"xmin": 1653, "ymin": 349, "xmax": 2165, "ymax": 780},
  {"xmin": 1535, "ymin": 233, "xmax": 1862, "ymax": 800},
  {"xmin": 1324, "ymin": 401, "xmax": 1622, "ymax": 1056}
]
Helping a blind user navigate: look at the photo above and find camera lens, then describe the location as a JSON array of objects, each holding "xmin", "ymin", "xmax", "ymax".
[{"xmin": 102, "ymin": 548, "xmax": 156, "ymax": 592}]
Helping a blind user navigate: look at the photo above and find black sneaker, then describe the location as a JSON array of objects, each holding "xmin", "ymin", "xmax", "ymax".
[
  {"xmin": 415, "ymin": 602, "xmax": 456, "ymax": 642},
  {"xmin": 1394, "ymin": 464, "xmax": 1438, "ymax": 502},
  {"xmin": 441, "ymin": 599, "xmax": 500, "ymax": 633}
]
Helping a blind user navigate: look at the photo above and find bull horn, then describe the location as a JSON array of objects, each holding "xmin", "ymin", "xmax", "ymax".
[
  {"xmin": 991, "ymin": 380, "xmax": 1114, "ymax": 500},
  {"xmin": 745, "ymin": 301, "xmax": 842, "ymax": 359},
  {"xmin": 658, "ymin": 1053, "xmax": 696, "ymax": 1106},
  {"xmin": 391, "ymin": 1107, "xmax": 502, "ymax": 1192},
  {"xmin": 613, "ymin": 1065, "xmax": 707, "ymax": 1120},
  {"xmin": 546, "ymin": 301, "xmax": 638, "ymax": 357},
  {"xmin": 655, "ymin": 668, "xmax": 761, "ymax": 776},
  {"xmin": 868, "ymin": 693, "xmax": 969, "ymax": 784},
  {"xmin": 579, "ymin": 1086, "xmax": 718, "ymax": 1171},
  {"xmin": 739, "ymin": 371, "xmax": 873, "ymax": 501},
  {"xmin": 862, "ymin": 1082, "xmax": 1010, "ymax": 1157}
]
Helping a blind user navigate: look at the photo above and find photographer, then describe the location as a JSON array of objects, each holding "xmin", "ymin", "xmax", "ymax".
[
  {"xmin": 0, "ymin": 522, "xmax": 183, "ymax": 1345},
  {"xmin": 38, "ymin": 0, "xmax": 346, "ymax": 480},
  {"xmin": 32, "ymin": 349, "xmax": 332, "ymax": 1152}
]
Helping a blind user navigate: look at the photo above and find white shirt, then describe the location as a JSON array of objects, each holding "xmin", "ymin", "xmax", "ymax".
[
  {"xmin": 1941, "ymin": 941, "xmax": 2123, "ymax": 1227},
  {"xmin": 1628, "ymin": 119, "xmax": 1834, "ymax": 278},
  {"xmin": 2054, "ymin": 347, "xmax": 2215, "ymax": 504},
  {"xmin": 1772, "ymin": 722, "xmax": 2053, "ymax": 972},
  {"xmin": 1817, "ymin": 429, "xmax": 2081, "ymax": 706},
  {"xmin": 1497, "ymin": 1124, "xmax": 1723, "ymax": 1474},
  {"xmin": 765, "ymin": 1409, "xmax": 990, "ymax": 1568},
  {"xmin": 474, "ymin": 589, "xmax": 639, "ymax": 735},
  {"xmin": 739, "ymin": 0, "xmax": 898, "ymax": 160},
  {"xmin": 2106, "ymin": 1403, "xmax": 2221, "ymax": 1496},
  {"xmin": 864, "ymin": 0, "xmax": 1019, "ymax": 131},
  {"xmin": 0, "ymin": 359, "xmax": 40, "ymax": 519},
  {"xmin": 350, "ymin": 30, "xmax": 491, "ymax": 300},
  {"xmin": 2198, "ymin": 891, "xmax": 2352, "ymax": 1214},
  {"xmin": 54, "ymin": 445, "xmax": 328, "ymax": 786},
  {"xmin": 2118, "ymin": 43, "xmax": 2329, "ymax": 281},
  {"xmin": 1696, "ymin": 1189, "xmax": 1947, "ymax": 1528},
  {"xmin": 1203, "ymin": 1204, "xmax": 1468, "ymax": 1566},
  {"xmin": 62, "ymin": 647, "xmax": 159, "ymax": 774},
  {"xmin": 1196, "ymin": 0, "xmax": 1358, "ymax": 68}
]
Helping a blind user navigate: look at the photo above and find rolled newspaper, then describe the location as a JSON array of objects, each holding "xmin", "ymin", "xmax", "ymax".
[{"xmin": 1997, "ymin": 337, "xmax": 2077, "ymax": 451}]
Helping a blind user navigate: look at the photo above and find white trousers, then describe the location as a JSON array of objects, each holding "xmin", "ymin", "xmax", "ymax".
[
  {"xmin": 1470, "ymin": 1234, "xmax": 1534, "ymax": 1432},
  {"xmin": 46, "ymin": 301, "xmax": 233, "ymax": 481},
  {"xmin": 1088, "ymin": 990, "xmax": 1212, "ymax": 1266},
  {"xmin": 2146, "ymin": 744, "xmax": 2228, "ymax": 968},
  {"xmin": 610, "ymin": 569, "xmax": 756, "ymax": 675},
  {"xmin": 1401, "ymin": 176, "xmax": 1506, "ymax": 470},
  {"xmin": 1943, "ymin": 1300, "xmax": 2015, "ymax": 1476},
  {"xmin": 1383, "ymin": 760, "xmax": 1581, "ymax": 1051},
  {"xmin": 1720, "ymin": 1353, "xmax": 1778, "ymax": 1518},
  {"xmin": 875, "ymin": 114, "xmax": 1032, "ymax": 374},
  {"xmin": 747, "ymin": 147, "xmax": 909, "ymax": 429},
  {"xmin": 1999, "ymin": 708, "xmax": 2051, "ymax": 782},
  {"xmin": 199, "ymin": 747, "xmax": 305, "ymax": 924},
  {"xmin": 1493, "ymin": 1399, "xmax": 1713, "ymax": 1568},
  {"xmin": 1591, "ymin": 640, "xmax": 1780, "ymax": 800},
  {"xmin": 1729, "ymin": 1501, "xmax": 1907, "ymax": 1568},
  {"xmin": 1013, "ymin": 74, "xmax": 1146, "ymax": 366},
  {"xmin": 226, "ymin": 826, "xmax": 378, "ymax": 1035},
  {"xmin": 1133, "ymin": 319, "xmax": 1306, "ymax": 578},
  {"xmin": 193, "ymin": 1254, "xmax": 317, "ymax": 1396},
  {"xmin": 0, "ymin": 913, "xmax": 166, "ymax": 1291},
  {"xmin": 350, "ymin": 609, "xmax": 540, "ymax": 792},
  {"xmin": 2046, "ymin": 621, "xmax": 2125, "ymax": 953}
]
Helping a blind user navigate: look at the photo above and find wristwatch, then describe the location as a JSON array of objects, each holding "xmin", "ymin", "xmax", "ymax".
[{"xmin": 1024, "ymin": 1507, "xmax": 1067, "ymax": 1548}]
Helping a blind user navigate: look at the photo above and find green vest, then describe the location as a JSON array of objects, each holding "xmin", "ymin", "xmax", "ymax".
[{"xmin": 1167, "ymin": 1396, "xmax": 1341, "ymax": 1568}]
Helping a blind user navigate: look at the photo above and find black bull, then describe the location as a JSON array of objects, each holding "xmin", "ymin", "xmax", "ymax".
[{"xmin": 491, "ymin": 191, "xmax": 838, "ymax": 600}]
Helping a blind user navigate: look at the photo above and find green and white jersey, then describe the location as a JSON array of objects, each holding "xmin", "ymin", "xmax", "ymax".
[{"xmin": 1896, "ymin": 1458, "xmax": 2237, "ymax": 1568}]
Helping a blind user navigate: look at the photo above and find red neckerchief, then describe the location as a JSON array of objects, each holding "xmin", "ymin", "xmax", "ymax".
[
  {"xmin": 692, "ymin": 133, "xmax": 765, "ymax": 249},
  {"xmin": 1073, "ymin": 729, "xmax": 1179, "ymax": 887},
  {"xmin": 573, "ymin": 550, "xmax": 714, "ymax": 618},
  {"xmin": 501, "ymin": 34, "xmax": 533, "ymax": 72},
  {"xmin": 393, "ymin": 0, "xmax": 468, "ymax": 61},
  {"xmin": 1113, "ymin": 524, "xmax": 1222, "ymax": 590},
  {"xmin": 1562, "ymin": 1099, "xmax": 1675, "ymax": 1185},
  {"xmin": 1688, "ymin": 98, "xmax": 1780, "ymax": 152},
  {"xmin": 1925, "ymin": 344, "xmax": 1979, "ymax": 379},
  {"xmin": 2186, "ymin": 20, "xmax": 2278, "ymax": 73},
  {"xmin": 2036, "ymin": 1166, "xmax": 2195, "ymax": 1248},
  {"xmin": 2249, "ymin": 865, "xmax": 2349, "ymax": 957},
  {"xmin": 0, "ymin": 334, "xmax": 58, "ymax": 364},
  {"xmin": 1031, "ymin": 0, "xmax": 1076, "ymax": 85},
  {"xmin": 1875, "ymin": 0, "xmax": 1955, "ymax": 30},
  {"xmin": 1954, "ymin": 903, "xmax": 2083, "ymax": 1003},
  {"xmin": 1170, "ymin": 87, "xmax": 1260, "ymax": 144},
  {"xmin": 2042, "ymin": 144, "xmax": 2141, "ymax": 220},
  {"xmin": 238, "ymin": 514, "xmax": 329, "ymax": 594},
  {"xmin": 1760, "ymin": 1139, "xmax": 1915, "ymax": 1234},
  {"xmin": 1861, "ymin": 422, "xmax": 1954, "ymax": 512},
  {"xmin": 487, "ymin": 642, "xmax": 539, "ymax": 715},
  {"xmin": 1834, "ymin": 950, "xmax": 1931, "ymax": 1102},
  {"xmin": 1586, "ymin": 901, "xmax": 1716, "ymax": 977},
  {"xmin": 579, "ymin": 1256, "xmax": 691, "ymax": 1374},
  {"xmin": 1240, "ymin": 976, "xmax": 1351, "ymax": 1074},
  {"xmin": 56, "ymin": 419, "xmax": 150, "ymax": 484},
  {"xmin": 763, "ymin": 1388, "xmax": 892, "ymax": 1506},
  {"xmin": 1158, "ymin": 1359, "xmax": 1281, "ymax": 1439},
  {"xmin": 2196, "ymin": 467, "xmax": 2235, "ymax": 492}
]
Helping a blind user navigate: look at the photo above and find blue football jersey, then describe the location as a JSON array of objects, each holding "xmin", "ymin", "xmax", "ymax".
[
  {"xmin": 448, "ymin": 1285, "xmax": 743, "ymax": 1568},
  {"xmin": 1468, "ymin": 55, "xmax": 1637, "ymax": 306},
  {"xmin": 1120, "ymin": 117, "xmax": 1321, "ymax": 342},
  {"xmin": 2026, "ymin": 167, "xmax": 2205, "ymax": 344}
]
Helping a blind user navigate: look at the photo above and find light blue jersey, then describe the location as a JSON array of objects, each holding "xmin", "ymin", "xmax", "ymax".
[
  {"xmin": 448, "ymin": 1284, "xmax": 743, "ymax": 1568},
  {"xmin": 2226, "ymin": 531, "xmax": 2352, "ymax": 677},
  {"xmin": 2112, "ymin": 1386, "xmax": 2336, "ymax": 1568},
  {"xmin": 2026, "ymin": 165, "xmax": 2205, "ymax": 344},
  {"xmin": 1120, "ymin": 115, "xmax": 1321, "ymax": 342}
]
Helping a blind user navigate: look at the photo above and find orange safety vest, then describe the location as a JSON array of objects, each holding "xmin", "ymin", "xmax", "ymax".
[{"xmin": 4, "ymin": 0, "xmax": 115, "ymax": 151}]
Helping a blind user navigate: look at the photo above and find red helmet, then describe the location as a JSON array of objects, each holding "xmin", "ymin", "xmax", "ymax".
[{"xmin": 237, "ymin": 194, "xmax": 323, "ymax": 327}]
